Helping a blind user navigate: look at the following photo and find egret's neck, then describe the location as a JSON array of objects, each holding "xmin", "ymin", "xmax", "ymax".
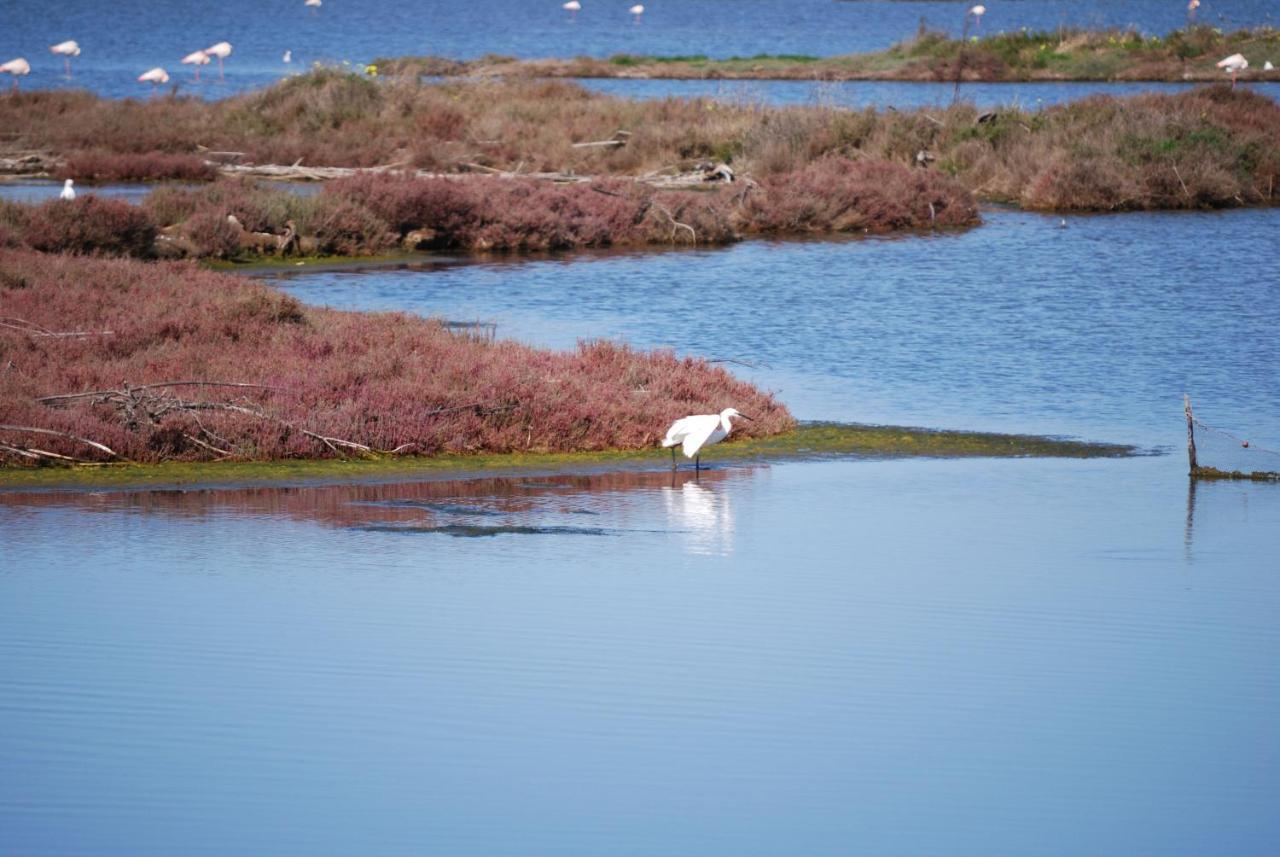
[{"xmin": 721, "ymin": 414, "xmax": 734, "ymax": 435}]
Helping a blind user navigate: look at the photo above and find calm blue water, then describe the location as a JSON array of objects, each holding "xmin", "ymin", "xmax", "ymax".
[
  {"xmin": 0, "ymin": 178, "xmax": 319, "ymax": 204},
  {"xmin": 581, "ymin": 77, "xmax": 1280, "ymax": 108},
  {"xmin": 2, "ymin": 0, "xmax": 1278, "ymax": 100},
  {"xmin": 3, "ymin": 455, "xmax": 1279, "ymax": 856}
]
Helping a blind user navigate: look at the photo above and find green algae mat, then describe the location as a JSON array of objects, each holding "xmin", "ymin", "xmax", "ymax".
[{"xmin": 0, "ymin": 422, "xmax": 1139, "ymax": 492}]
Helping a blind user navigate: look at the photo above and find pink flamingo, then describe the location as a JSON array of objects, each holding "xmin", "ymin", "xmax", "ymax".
[
  {"xmin": 50, "ymin": 41, "xmax": 81, "ymax": 78},
  {"xmin": 0, "ymin": 58, "xmax": 30, "ymax": 92},
  {"xmin": 1187, "ymin": 0, "xmax": 1200, "ymax": 24},
  {"xmin": 137, "ymin": 66, "xmax": 170, "ymax": 96},
  {"xmin": 181, "ymin": 50, "xmax": 211, "ymax": 81},
  {"xmin": 630, "ymin": 4, "xmax": 644, "ymax": 23},
  {"xmin": 968, "ymin": 5, "xmax": 986, "ymax": 32},
  {"xmin": 204, "ymin": 42, "xmax": 233, "ymax": 80},
  {"xmin": 1217, "ymin": 53, "xmax": 1248, "ymax": 88},
  {"xmin": 563, "ymin": 1, "xmax": 581, "ymax": 21}
]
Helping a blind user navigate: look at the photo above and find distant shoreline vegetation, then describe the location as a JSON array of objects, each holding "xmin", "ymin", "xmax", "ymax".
[
  {"xmin": 0, "ymin": 67, "xmax": 1276, "ymax": 259},
  {"xmin": 374, "ymin": 26, "xmax": 1280, "ymax": 83}
]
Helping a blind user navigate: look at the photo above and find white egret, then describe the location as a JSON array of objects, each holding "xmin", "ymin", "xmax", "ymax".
[
  {"xmin": 0, "ymin": 58, "xmax": 31, "ymax": 91},
  {"xmin": 662, "ymin": 408, "xmax": 753, "ymax": 471},
  {"xmin": 181, "ymin": 50, "xmax": 210, "ymax": 81},
  {"xmin": 1217, "ymin": 52, "xmax": 1248, "ymax": 87},
  {"xmin": 1265, "ymin": 60, "xmax": 1275, "ymax": 71},
  {"xmin": 204, "ymin": 41, "xmax": 233, "ymax": 80},
  {"xmin": 60, "ymin": 179, "xmax": 76, "ymax": 200},
  {"xmin": 630, "ymin": 4, "xmax": 645, "ymax": 23},
  {"xmin": 283, "ymin": 50, "xmax": 293, "ymax": 63},
  {"xmin": 50, "ymin": 40, "xmax": 81, "ymax": 78}
]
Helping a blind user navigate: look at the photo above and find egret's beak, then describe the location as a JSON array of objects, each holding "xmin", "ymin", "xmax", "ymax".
[{"xmin": 738, "ymin": 413, "xmax": 754, "ymax": 421}]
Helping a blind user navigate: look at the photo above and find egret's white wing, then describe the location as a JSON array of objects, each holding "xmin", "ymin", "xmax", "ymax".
[
  {"xmin": 662, "ymin": 415, "xmax": 699, "ymax": 447},
  {"xmin": 680, "ymin": 415, "xmax": 722, "ymax": 458}
]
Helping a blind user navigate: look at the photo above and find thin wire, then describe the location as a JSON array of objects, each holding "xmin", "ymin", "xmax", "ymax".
[{"xmin": 1192, "ymin": 417, "xmax": 1280, "ymax": 460}]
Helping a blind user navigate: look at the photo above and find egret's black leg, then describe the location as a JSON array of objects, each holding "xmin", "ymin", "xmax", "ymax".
[
  {"xmin": 695, "ymin": 454, "xmax": 700, "ymax": 473},
  {"xmin": 670, "ymin": 447, "xmax": 677, "ymax": 470}
]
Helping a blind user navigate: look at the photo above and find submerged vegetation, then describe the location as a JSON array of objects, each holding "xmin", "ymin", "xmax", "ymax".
[
  {"xmin": 376, "ymin": 26, "xmax": 1280, "ymax": 83},
  {"xmin": 1, "ymin": 69, "xmax": 1277, "ymax": 218},
  {"xmin": 0, "ymin": 249, "xmax": 793, "ymax": 466}
]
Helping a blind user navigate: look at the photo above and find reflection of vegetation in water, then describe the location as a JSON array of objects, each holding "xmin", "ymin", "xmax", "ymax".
[
  {"xmin": 0, "ymin": 422, "xmax": 1140, "ymax": 491},
  {"xmin": 353, "ymin": 523, "xmax": 612, "ymax": 537}
]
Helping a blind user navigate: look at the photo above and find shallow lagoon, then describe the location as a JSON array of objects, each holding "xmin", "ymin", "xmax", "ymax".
[
  {"xmin": 5, "ymin": 0, "xmax": 1279, "ymax": 100},
  {"xmin": 3, "ymin": 205, "xmax": 1279, "ymax": 854}
]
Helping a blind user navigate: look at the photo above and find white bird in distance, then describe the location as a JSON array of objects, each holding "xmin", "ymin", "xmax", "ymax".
[
  {"xmin": 1217, "ymin": 52, "xmax": 1248, "ymax": 88},
  {"xmin": 181, "ymin": 50, "xmax": 211, "ymax": 81},
  {"xmin": 0, "ymin": 58, "xmax": 31, "ymax": 91},
  {"xmin": 204, "ymin": 41, "xmax": 232, "ymax": 80},
  {"xmin": 137, "ymin": 66, "xmax": 170, "ymax": 94},
  {"xmin": 50, "ymin": 40, "xmax": 81, "ymax": 78}
]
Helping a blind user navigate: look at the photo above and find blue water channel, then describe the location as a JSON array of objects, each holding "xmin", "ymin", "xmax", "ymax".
[{"xmin": 3, "ymin": 203, "xmax": 1279, "ymax": 855}]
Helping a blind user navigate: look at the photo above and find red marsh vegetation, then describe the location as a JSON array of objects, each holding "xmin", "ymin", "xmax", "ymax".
[
  {"xmin": 0, "ymin": 158, "xmax": 977, "ymax": 261},
  {"xmin": 0, "ymin": 250, "xmax": 793, "ymax": 464},
  {"xmin": 1, "ymin": 71, "xmax": 1277, "ymax": 212}
]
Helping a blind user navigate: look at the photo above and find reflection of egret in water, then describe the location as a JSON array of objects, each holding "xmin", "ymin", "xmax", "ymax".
[{"xmin": 663, "ymin": 477, "xmax": 734, "ymax": 556}]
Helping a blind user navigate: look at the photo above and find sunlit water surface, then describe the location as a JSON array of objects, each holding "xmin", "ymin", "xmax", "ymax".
[{"xmin": 3, "ymin": 196, "xmax": 1280, "ymax": 854}]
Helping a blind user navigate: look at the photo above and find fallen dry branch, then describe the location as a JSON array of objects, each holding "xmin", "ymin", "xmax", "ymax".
[
  {"xmin": 37, "ymin": 380, "xmax": 280, "ymax": 406},
  {"xmin": 0, "ymin": 317, "xmax": 113, "ymax": 338},
  {"xmin": 0, "ymin": 424, "xmax": 120, "ymax": 458}
]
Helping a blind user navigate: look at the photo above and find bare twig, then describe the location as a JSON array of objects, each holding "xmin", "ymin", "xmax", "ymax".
[
  {"xmin": 0, "ymin": 425, "xmax": 119, "ymax": 458},
  {"xmin": 39, "ymin": 380, "xmax": 279, "ymax": 405}
]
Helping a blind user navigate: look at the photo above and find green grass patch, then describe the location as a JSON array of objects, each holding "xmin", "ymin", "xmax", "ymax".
[{"xmin": 0, "ymin": 422, "xmax": 1139, "ymax": 492}]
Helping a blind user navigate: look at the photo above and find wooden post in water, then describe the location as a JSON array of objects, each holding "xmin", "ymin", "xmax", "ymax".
[{"xmin": 1184, "ymin": 393, "xmax": 1199, "ymax": 475}]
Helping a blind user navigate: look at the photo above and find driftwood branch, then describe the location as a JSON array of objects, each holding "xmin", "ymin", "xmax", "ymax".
[
  {"xmin": 650, "ymin": 202, "xmax": 697, "ymax": 244},
  {"xmin": 0, "ymin": 317, "xmax": 113, "ymax": 338},
  {"xmin": 0, "ymin": 425, "xmax": 119, "ymax": 458},
  {"xmin": 38, "ymin": 380, "xmax": 280, "ymax": 405},
  {"xmin": 571, "ymin": 130, "xmax": 632, "ymax": 149}
]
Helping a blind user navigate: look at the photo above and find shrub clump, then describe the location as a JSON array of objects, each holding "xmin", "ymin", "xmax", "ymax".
[
  {"xmin": 740, "ymin": 158, "xmax": 978, "ymax": 233},
  {"xmin": 0, "ymin": 249, "xmax": 794, "ymax": 463},
  {"xmin": 56, "ymin": 150, "xmax": 218, "ymax": 183},
  {"xmin": 21, "ymin": 197, "xmax": 157, "ymax": 257}
]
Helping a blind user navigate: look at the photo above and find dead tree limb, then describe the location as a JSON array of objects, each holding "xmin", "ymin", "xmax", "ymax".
[{"xmin": 0, "ymin": 425, "xmax": 120, "ymax": 458}]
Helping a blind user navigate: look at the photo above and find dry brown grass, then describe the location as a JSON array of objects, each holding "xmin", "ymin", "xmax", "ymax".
[{"xmin": 1, "ymin": 71, "xmax": 1276, "ymax": 212}]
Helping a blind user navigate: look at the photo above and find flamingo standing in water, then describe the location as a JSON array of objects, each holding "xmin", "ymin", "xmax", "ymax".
[
  {"xmin": 181, "ymin": 50, "xmax": 210, "ymax": 81},
  {"xmin": 1187, "ymin": 0, "xmax": 1200, "ymax": 24},
  {"xmin": 50, "ymin": 41, "xmax": 81, "ymax": 78},
  {"xmin": 1217, "ymin": 52, "xmax": 1248, "ymax": 88},
  {"xmin": 629, "ymin": 4, "xmax": 645, "ymax": 23},
  {"xmin": 137, "ymin": 66, "xmax": 170, "ymax": 95},
  {"xmin": 968, "ymin": 4, "xmax": 986, "ymax": 32},
  {"xmin": 563, "ymin": 0, "xmax": 581, "ymax": 21},
  {"xmin": 0, "ymin": 58, "xmax": 30, "ymax": 91},
  {"xmin": 204, "ymin": 42, "xmax": 232, "ymax": 80}
]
